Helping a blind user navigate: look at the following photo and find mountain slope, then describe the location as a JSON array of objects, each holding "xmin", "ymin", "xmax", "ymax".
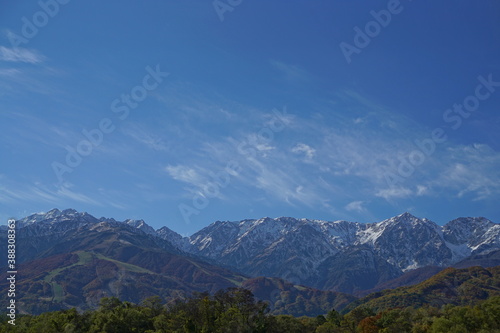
[
  {"xmin": 355, "ymin": 250, "xmax": 500, "ymax": 297},
  {"xmin": 356, "ymin": 213, "xmax": 453, "ymax": 270},
  {"xmin": 344, "ymin": 265, "xmax": 500, "ymax": 313},
  {"xmin": 313, "ymin": 245, "xmax": 402, "ymax": 295},
  {"xmin": 242, "ymin": 277, "xmax": 356, "ymax": 316},
  {"xmin": 0, "ymin": 221, "xmax": 247, "ymax": 314},
  {"xmin": 453, "ymin": 249, "xmax": 500, "ymax": 268}
]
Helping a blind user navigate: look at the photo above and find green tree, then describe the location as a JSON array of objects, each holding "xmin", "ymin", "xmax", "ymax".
[
  {"xmin": 326, "ymin": 309, "xmax": 342, "ymax": 326},
  {"xmin": 140, "ymin": 296, "xmax": 164, "ymax": 318}
]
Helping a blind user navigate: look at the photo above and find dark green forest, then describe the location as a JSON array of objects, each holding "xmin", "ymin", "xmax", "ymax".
[{"xmin": 1, "ymin": 288, "xmax": 500, "ymax": 333}]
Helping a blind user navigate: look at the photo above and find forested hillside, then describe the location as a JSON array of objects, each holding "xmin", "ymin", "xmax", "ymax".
[
  {"xmin": 345, "ymin": 266, "xmax": 500, "ymax": 314},
  {"xmin": 1, "ymin": 288, "xmax": 499, "ymax": 332}
]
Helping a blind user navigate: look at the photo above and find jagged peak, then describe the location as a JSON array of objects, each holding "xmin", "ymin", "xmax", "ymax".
[
  {"xmin": 255, "ymin": 217, "xmax": 273, "ymax": 223},
  {"xmin": 31, "ymin": 208, "xmax": 83, "ymax": 219},
  {"xmin": 20, "ymin": 208, "xmax": 67, "ymax": 224},
  {"xmin": 396, "ymin": 212, "xmax": 419, "ymax": 220},
  {"xmin": 385, "ymin": 212, "xmax": 425, "ymax": 224},
  {"xmin": 156, "ymin": 225, "xmax": 184, "ymax": 241},
  {"xmin": 444, "ymin": 217, "xmax": 496, "ymax": 231},
  {"xmin": 370, "ymin": 212, "xmax": 440, "ymax": 233},
  {"xmin": 16, "ymin": 209, "xmax": 156, "ymax": 233},
  {"xmin": 157, "ymin": 225, "xmax": 174, "ymax": 231},
  {"xmin": 124, "ymin": 218, "xmax": 146, "ymax": 225},
  {"xmin": 276, "ymin": 216, "xmax": 299, "ymax": 221},
  {"xmin": 446, "ymin": 216, "xmax": 494, "ymax": 224}
]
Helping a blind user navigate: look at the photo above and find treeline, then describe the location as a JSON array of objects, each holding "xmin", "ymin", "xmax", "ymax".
[{"xmin": 1, "ymin": 288, "xmax": 500, "ymax": 332}]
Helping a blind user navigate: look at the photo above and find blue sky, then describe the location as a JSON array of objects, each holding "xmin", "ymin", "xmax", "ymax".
[{"xmin": 1, "ymin": 0, "xmax": 499, "ymax": 235}]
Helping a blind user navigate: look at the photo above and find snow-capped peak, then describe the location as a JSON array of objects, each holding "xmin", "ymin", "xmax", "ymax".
[
  {"xmin": 123, "ymin": 219, "xmax": 155, "ymax": 235},
  {"xmin": 17, "ymin": 208, "xmax": 95, "ymax": 226}
]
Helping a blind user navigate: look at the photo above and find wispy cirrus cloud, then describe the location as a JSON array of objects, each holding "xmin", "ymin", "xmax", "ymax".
[
  {"xmin": 374, "ymin": 143, "xmax": 500, "ymax": 202},
  {"xmin": 0, "ymin": 66, "xmax": 63, "ymax": 97},
  {"xmin": 0, "ymin": 46, "xmax": 45, "ymax": 63},
  {"xmin": 291, "ymin": 143, "xmax": 316, "ymax": 161},
  {"xmin": 164, "ymin": 163, "xmax": 228, "ymax": 201},
  {"xmin": 54, "ymin": 184, "xmax": 102, "ymax": 205},
  {"xmin": 432, "ymin": 144, "xmax": 500, "ymax": 201},
  {"xmin": 0, "ymin": 181, "xmax": 101, "ymax": 206},
  {"xmin": 165, "ymin": 165, "xmax": 205, "ymax": 186},
  {"xmin": 345, "ymin": 200, "xmax": 365, "ymax": 213},
  {"xmin": 270, "ymin": 60, "xmax": 311, "ymax": 82},
  {"xmin": 375, "ymin": 187, "xmax": 413, "ymax": 200},
  {"xmin": 247, "ymin": 157, "xmax": 323, "ymax": 206},
  {"xmin": 159, "ymin": 91, "xmax": 423, "ymax": 213},
  {"xmin": 416, "ymin": 185, "xmax": 429, "ymax": 196},
  {"xmin": 122, "ymin": 123, "xmax": 170, "ymax": 152},
  {"xmin": 159, "ymin": 87, "xmax": 500, "ymax": 218}
]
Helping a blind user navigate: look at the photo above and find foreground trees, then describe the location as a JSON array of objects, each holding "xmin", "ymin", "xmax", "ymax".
[{"xmin": 1, "ymin": 289, "xmax": 499, "ymax": 332}]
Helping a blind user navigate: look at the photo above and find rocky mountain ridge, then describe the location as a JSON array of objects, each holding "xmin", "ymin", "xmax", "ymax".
[
  {"xmin": 176, "ymin": 212, "xmax": 499, "ymax": 291},
  {"xmin": 0, "ymin": 209, "xmax": 354, "ymax": 316},
  {"xmin": 4, "ymin": 209, "xmax": 499, "ymax": 294}
]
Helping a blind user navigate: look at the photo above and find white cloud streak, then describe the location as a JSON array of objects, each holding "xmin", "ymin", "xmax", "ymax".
[
  {"xmin": 375, "ymin": 187, "xmax": 413, "ymax": 200},
  {"xmin": 122, "ymin": 124, "xmax": 170, "ymax": 152},
  {"xmin": 270, "ymin": 60, "xmax": 310, "ymax": 82},
  {"xmin": 0, "ymin": 46, "xmax": 45, "ymax": 63},
  {"xmin": 156, "ymin": 88, "xmax": 500, "ymax": 215},
  {"xmin": 0, "ymin": 182, "xmax": 101, "ymax": 206},
  {"xmin": 292, "ymin": 143, "xmax": 316, "ymax": 161},
  {"xmin": 345, "ymin": 200, "xmax": 365, "ymax": 212}
]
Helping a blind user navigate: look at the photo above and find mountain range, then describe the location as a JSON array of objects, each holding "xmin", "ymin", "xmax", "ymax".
[
  {"xmin": 163, "ymin": 211, "xmax": 500, "ymax": 294},
  {"xmin": 1, "ymin": 209, "xmax": 499, "ymax": 315}
]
